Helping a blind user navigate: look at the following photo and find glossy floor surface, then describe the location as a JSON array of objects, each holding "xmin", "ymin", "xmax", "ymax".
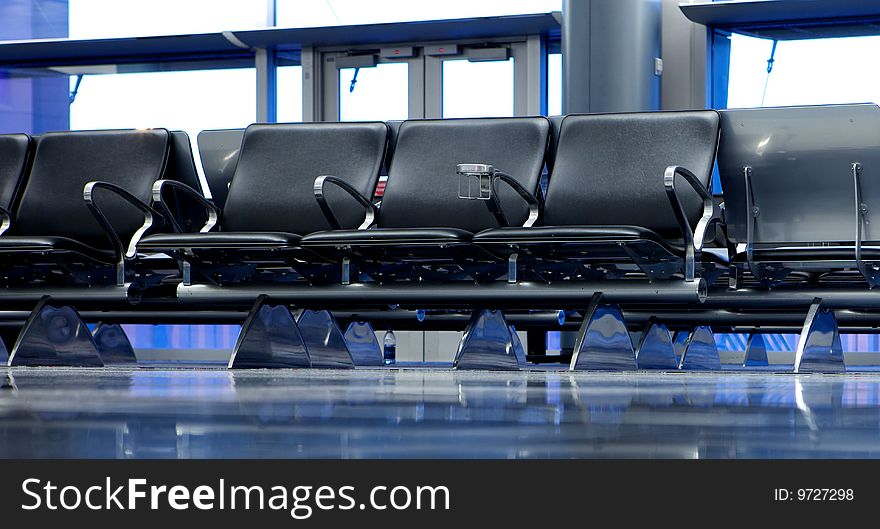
[{"xmin": 1, "ymin": 367, "xmax": 879, "ymax": 458}]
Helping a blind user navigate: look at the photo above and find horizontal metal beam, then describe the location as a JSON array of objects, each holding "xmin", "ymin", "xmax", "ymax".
[
  {"xmin": 704, "ymin": 287, "xmax": 880, "ymax": 310},
  {"xmin": 0, "ymin": 13, "xmax": 561, "ymax": 68},
  {"xmin": 176, "ymin": 279, "xmax": 708, "ymax": 309}
]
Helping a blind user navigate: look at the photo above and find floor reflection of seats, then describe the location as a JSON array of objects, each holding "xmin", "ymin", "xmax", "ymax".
[{"xmin": 2, "ymin": 368, "xmax": 880, "ymax": 458}]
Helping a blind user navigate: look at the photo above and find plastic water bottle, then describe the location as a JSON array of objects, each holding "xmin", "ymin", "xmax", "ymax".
[{"xmin": 383, "ymin": 330, "xmax": 397, "ymax": 365}]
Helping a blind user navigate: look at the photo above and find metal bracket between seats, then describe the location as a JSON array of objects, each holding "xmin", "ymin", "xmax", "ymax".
[
  {"xmin": 569, "ymin": 293, "xmax": 637, "ymax": 371},
  {"xmin": 7, "ymin": 296, "xmax": 104, "ymax": 367},
  {"xmin": 297, "ymin": 310, "xmax": 355, "ymax": 368},
  {"xmin": 453, "ymin": 309, "xmax": 526, "ymax": 370},
  {"xmin": 743, "ymin": 165, "xmax": 764, "ymax": 283},
  {"xmin": 678, "ymin": 326, "xmax": 720, "ymax": 370},
  {"xmin": 92, "ymin": 323, "xmax": 138, "ymax": 365},
  {"xmin": 794, "ymin": 298, "xmax": 845, "ymax": 374},
  {"xmin": 634, "ymin": 320, "xmax": 678, "ymax": 370},
  {"xmin": 228, "ymin": 295, "xmax": 311, "ymax": 369},
  {"xmin": 743, "ymin": 333, "xmax": 769, "ymax": 367},
  {"xmin": 343, "ymin": 321, "xmax": 383, "ymax": 366},
  {"xmin": 852, "ymin": 162, "xmax": 880, "ymax": 287}
]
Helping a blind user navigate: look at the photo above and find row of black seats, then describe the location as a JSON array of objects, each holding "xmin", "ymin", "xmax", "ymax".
[{"xmin": 0, "ymin": 103, "xmax": 873, "ymax": 371}]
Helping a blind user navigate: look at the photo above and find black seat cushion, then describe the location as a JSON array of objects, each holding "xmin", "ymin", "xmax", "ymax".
[
  {"xmin": 139, "ymin": 231, "xmax": 301, "ymax": 251},
  {"xmin": 474, "ymin": 225, "xmax": 682, "ymax": 253},
  {"xmin": 220, "ymin": 122, "xmax": 387, "ymax": 235},
  {"xmin": 9, "ymin": 129, "xmax": 170, "ymax": 251},
  {"xmin": 301, "ymin": 228, "xmax": 473, "ymax": 248},
  {"xmin": 378, "ymin": 117, "xmax": 550, "ymax": 232},
  {"xmin": 0, "ymin": 133, "xmax": 33, "ymax": 212},
  {"xmin": 0, "ymin": 236, "xmax": 116, "ymax": 263},
  {"xmin": 543, "ymin": 111, "xmax": 719, "ymax": 238}
]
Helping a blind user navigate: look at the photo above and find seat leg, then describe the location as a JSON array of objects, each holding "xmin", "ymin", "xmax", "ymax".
[
  {"xmin": 678, "ymin": 326, "xmax": 720, "ymax": 370},
  {"xmin": 228, "ymin": 295, "xmax": 310, "ymax": 369},
  {"xmin": 297, "ymin": 310, "xmax": 355, "ymax": 369},
  {"xmin": 93, "ymin": 323, "xmax": 138, "ymax": 365},
  {"xmin": 743, "ymin": 333, "xmax": 769, "ymax": 367},
  {"xmin": 453, "ymin": 309, "xmax": 525, "ymax": 370},
  {"xmin": 794, "ymin": 298, "xmax": 845, "ymax": 374},
  {"xmin": 672, "ymin": 331, "xmax": 688, "ymax": 364},
  {"xmin": 343, "ymin": 321, "xmax": 383, "ymax": 366},
  {"xmin": 0, "ymin": 337, "xmax": 9, "ymax": 364},
  {"xmin": 569, "ymin": 294, "xmax": 637, "ymax": 371},
  {"xmin": 7, "ymin": 296, "xmax": 104, "ymax": 367},
  {"xmin": 635, "ymin": 321, "xmax": 677, "ymax": 370}
]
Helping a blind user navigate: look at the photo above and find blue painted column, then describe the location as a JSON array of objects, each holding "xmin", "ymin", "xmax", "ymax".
[{"xmin": 0, "ymin": 0, "xmax": 70, "ymax": 134}]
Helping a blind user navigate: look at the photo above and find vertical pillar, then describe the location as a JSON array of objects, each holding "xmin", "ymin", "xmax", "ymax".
[{"xmin": 563, "ymin": 0, "xmax": 661, "ymax": 114}]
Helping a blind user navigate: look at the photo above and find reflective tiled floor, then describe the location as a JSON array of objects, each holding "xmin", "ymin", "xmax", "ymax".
[{"xmin": 2, "ymin": 367, "xmax": 880, "ymax": 458}]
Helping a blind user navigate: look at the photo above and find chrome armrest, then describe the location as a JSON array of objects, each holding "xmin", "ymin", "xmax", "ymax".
[
  {"xmin": 663, "ymin": 165, "xmax": 716, "ymax": 282},
  {"xmin": 152, "ymin": 179, "xmax": 220, "ymax": 233},
  {"xmin": 455, "ymin": 164, "xmax": 541, "ymax": 228},
  {"xmin": 313, "ymin": 175, "xmax": 377, "ymax": 230},
  {"xmin": 0, "ymin": 204, "xmax": 12, "ymax": 236},
  {"xmin": 84, "ymin": 180, "xmax": 162, "ymax": 261}
]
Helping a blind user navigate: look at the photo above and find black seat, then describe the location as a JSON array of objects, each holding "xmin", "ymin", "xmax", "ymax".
[
  {"xmin": 300, "ymin": 117, "xmax": 551, "ymax": 281},
  {"xmin": 0, "ymin": 133, "xmax": 34, "ymax": 231},
  {"xmin": 138, "ymin": 122, "xmax": 389, "ymax": 284},
  {"xmin": 472, "ymin": 111, "xmax": 721, "ymax": 282},
  {"xmin": 196, "ymin": 128, "xmax": 244, "ymax": 211},
  {"xmin": 718, "ymin": 103, "xmax": 880, "ymax": 286},
  {"xmin": 0, "ymin": 129, "xmax": 171, "ymax": 284}
]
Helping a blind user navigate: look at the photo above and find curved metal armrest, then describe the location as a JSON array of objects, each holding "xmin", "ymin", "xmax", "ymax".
[
  {"xmin": 663, "ymin": 165, "xmax": 716, "ymax": 281},
  {"xmin": 491, "ymin": 171, "xmax": 541, "ymax": 228},
  {"xmin": 314, "ymin": 175, "xmax": 377, "ymax": 230},
  {"xmin": 152, "ymin": 179, "xmax": 220, "ymax": 233},
  {"xmin": 84, "ymin": 181, "xmax": 163, "ymax": 261},
  {"xmin": 0, "ymin": 204, "xmax": 12, "ymax": 237}
]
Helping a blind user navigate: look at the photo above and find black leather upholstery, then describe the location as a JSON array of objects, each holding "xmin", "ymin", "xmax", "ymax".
[
  {"xmin": 140, "ymin": 231, "xmax": 301, "ymax": 250},
  {"xmin": 0, "ymin": 134, "xmax": 33, "ymax": 212},
  {"xmin": 546, "ymin": 115, "xmax": 564, "ymax": 172},
  {"xmin": 384, "ymin": 120, "xmax": 403, "ymax": 175},
  {"xmin": 221, "ymin": 122, "xmax": 388, "ymax": 235},
  {"xmin": 378, "ymin": 117, "xmax": 550, "ymax": 232},
  {"xmin": 301, "ymin": 227, "xmax": 472, "ymax": 248},
  {"xmin": 162, "ymin": 131, "xmax": 211, "ymax": 232},
  {"xmin": 542, "ymin": 111, "xmax": 719, "ymax": 237},
  {"xmin": 473, "ymin": 225, "xmax": 681, "ymax": 253},
  {"xmin": 10, "ymin": 129, "xmax": 171, "ymax": 251},
  {"xmin": 196, "ymin": 128, "xmax": 243, "ymax": 210},
  {"xmin": 0, "ymin": 236, "xmax": 116, "ymax": 263}
]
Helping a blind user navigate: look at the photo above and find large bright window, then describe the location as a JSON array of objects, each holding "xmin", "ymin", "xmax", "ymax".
[
  {"xmin": 276, "ymin": 0, "xmax": 560, "ymax": 27},
  {"xmin": 442, "ymin": 58, "xmax": 514, "ymax": 118},
  {"xmin": 339, "ymin": 63, "xmax": 409, "ymax": 121},
  {"xmin": 727, "ymin": 33, "xmax": 880, "ymax": 108},
  {"xmin": 69, "ymin": 67, "xmax": 255, "ymax": 139},
  {"xmin": 68, "ymin": 0, "xmax": 270, "ymax": 39}
]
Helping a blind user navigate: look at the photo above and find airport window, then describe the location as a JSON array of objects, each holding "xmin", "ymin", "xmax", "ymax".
[
  {"xmin": 725, "ymin": 33, "xmax": 880, "ymax": 108},
  {"xmin": 67, "ymin": 0, "xmax": 272, "ymax": 39},
  {"xmin": 442, "ymin": 58, "xmax": 515, "ymax": 118},
  {"xmin": 339, "ymin": 62, "xmax": 409, "ymax": 122},
  {"xmin": 276, "ymin": 0, "xmax": 561, "ymax": 27},
  {"xmin": 547, "ymin": 52, "xmax": 562, "ymax": 115},
  {"xmin": 69, "ymin": 66, "xmax": 256, "ymax": 141},
  {"xmin": 277, "ymin": 65, "xmax": 304, "ymax": 122}
]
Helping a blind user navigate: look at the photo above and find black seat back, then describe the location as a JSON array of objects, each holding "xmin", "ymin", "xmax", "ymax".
[
  {"xmin": 196, "ymin": 128, "xmax": 244, "ymax": 210},
  {"xmin": 164, "ymin": 131, "xmax": 210, "ymax": 232},
  {"xmin": 11, "ymin": 129, "xmax": 171, "ymax": 249},
  {"xmin": 543, "ymin": 111, "xmax": 719, "ymax": 237},
  {"xmin": 718, "ymin": 104, "xmax": 880, "ymax": 246},
  {"xmin": 0, "ymin": 133, "xmax": 33, "ymax": 213},
  {"xmin": 221, "ymin": 122, "xmax": 388, "ymax": 235},
  {"xmin": 378, "ymin": 117, "xmax": 551, "ymax": 232}
]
